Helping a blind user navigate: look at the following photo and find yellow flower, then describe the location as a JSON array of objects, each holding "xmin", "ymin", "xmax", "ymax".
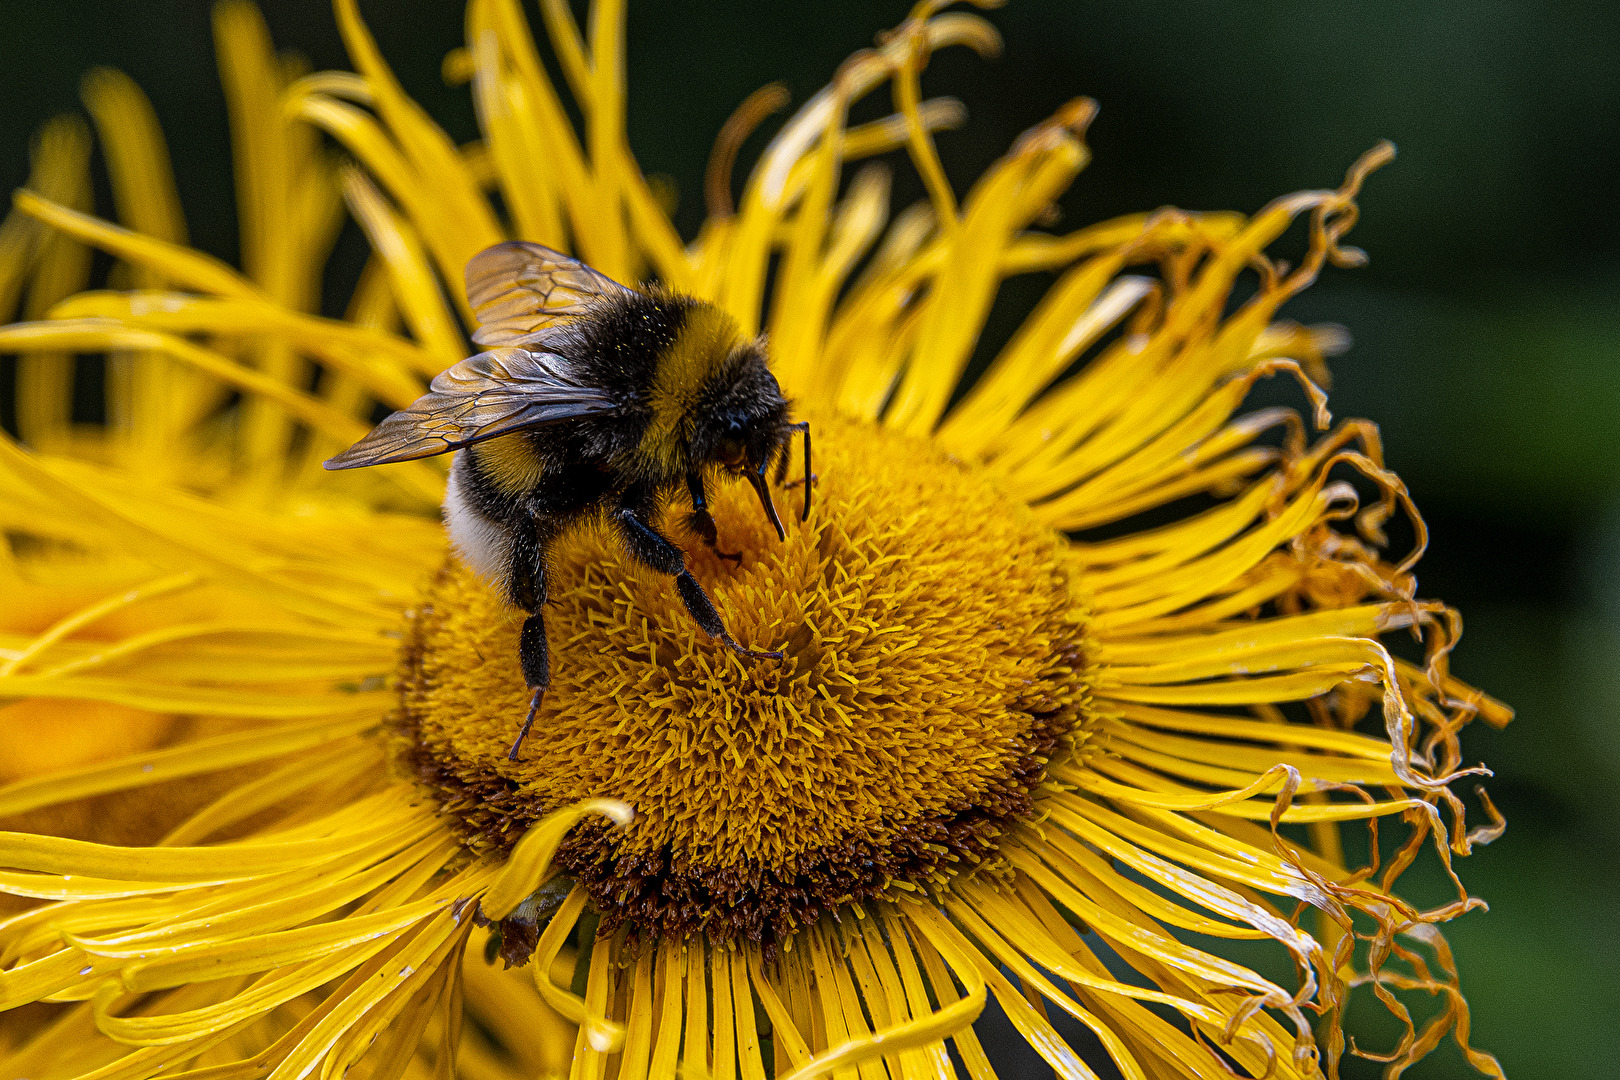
[{"xmin": 0, "ymin": 0, "xmax": 1512, "ymax": 1077}]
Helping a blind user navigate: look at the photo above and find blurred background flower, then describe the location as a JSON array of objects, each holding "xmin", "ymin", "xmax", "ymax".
[{"xmin": 2, "ymin": 1, "xmax": 1616, "ymax": 1077}]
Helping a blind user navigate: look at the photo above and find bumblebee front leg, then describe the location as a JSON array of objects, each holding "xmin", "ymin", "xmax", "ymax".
[
  {"xmin": 684, "ymin": 470, "xmax": 741, "ymax": 563},
  {"xmin": 507, "ymin": 517, "xmax": 554, "ymax": 761},
  {"xmin": 615, "ymin": 496, "xmax": 781, "ymax": 662}
]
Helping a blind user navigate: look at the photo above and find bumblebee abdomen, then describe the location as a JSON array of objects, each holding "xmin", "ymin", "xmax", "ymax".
[
  {"xmin": 469, "ymin": 433, "xmax": 547, "ymax": 495},
  {"xmin": 444, "ymin": 454, "xmax": 514, "ymax": 591}
]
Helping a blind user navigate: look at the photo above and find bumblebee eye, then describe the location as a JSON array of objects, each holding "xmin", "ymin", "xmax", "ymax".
[{"xmin": 716, "ymin": 419, "xmax": 748, "ymax": 466}]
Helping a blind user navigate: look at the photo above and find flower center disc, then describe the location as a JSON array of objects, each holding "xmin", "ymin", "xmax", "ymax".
[{"xmin": 395, "ymin": 413, "xmax": 1092, "ymax": 945}]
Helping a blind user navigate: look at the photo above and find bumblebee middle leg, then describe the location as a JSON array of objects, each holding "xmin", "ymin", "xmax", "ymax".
[{"xmin": 615, "ymin": 495, "xmax": 781, "ymax": 661}]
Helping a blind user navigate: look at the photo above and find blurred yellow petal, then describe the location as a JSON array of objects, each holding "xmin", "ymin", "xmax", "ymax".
[
  {"xmin": 339, "ymin": 168, "xmax": 466, "ymax": 367},
  {"xmin": 15, "ymin": 190, "xmax": 259, "ymax": 300}
]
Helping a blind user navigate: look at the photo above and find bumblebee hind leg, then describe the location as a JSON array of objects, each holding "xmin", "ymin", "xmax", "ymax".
[
  {"xmin": 616, "ymin": 491, "xmax": 781, "ymax": 662},
  {"xmin": 509, "ymin": 616, "xmax": 549, "ymax": 761},
  {"xmin": 507, "ymin": 516, "xmax": 555, "ymax": 761}
]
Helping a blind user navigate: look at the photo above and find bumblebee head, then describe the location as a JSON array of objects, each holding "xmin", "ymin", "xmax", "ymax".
[{"xmin": 691, "ymin": 342, "xmax": 808, "ymax": 541}]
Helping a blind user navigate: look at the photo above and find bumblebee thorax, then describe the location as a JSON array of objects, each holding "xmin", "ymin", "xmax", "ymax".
[{"xmin": 636, "ymin": 301, "xmax": 747, "ymax": 472}]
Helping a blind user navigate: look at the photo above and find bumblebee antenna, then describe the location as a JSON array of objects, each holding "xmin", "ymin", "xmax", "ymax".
[
  {"xmin": 748, "ymin": 463, "xmax": 786, "ymax": 542},
  {"xmin": 796, "ymin": 421, "xmax": 812, "ymax": 521}
]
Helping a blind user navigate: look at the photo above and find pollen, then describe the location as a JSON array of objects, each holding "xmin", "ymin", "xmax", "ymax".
[{"xmin": 396, "ymin": 411, "xmax": 1092, "ymax": 944}]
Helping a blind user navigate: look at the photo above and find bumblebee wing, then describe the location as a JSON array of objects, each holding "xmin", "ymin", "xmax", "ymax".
[
  {"xmin": 323, "ymin": 347, "xmax": 617, "ymax": 469},
  {"xmin": 465, "ymin": 240, "xmax": 636, "ymax": 348}
]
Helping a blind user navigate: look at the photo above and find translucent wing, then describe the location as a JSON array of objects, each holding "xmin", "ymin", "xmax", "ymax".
[
  {"xmin": 465, "ymin": 240, "xmax": 637, "ymax": 348},
  {"xmin": 323, "ymin": 347, "xmax": 618, "ymax": 469}
]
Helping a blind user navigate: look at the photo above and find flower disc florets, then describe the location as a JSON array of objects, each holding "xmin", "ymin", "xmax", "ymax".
[{"xmin": 396, "ymin": 413, "xmax": 1091, "ymax": 945}]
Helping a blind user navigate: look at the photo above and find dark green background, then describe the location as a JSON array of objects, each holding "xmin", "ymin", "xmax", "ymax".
[{"xmin": 3, "ymin": 1, "xmax": 1618, "ymax": 1076}]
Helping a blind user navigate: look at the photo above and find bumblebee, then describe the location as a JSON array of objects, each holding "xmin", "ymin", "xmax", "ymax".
[{"xmin": 326, "ymin": 241, "xmax": 810, "ymax": 759}]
